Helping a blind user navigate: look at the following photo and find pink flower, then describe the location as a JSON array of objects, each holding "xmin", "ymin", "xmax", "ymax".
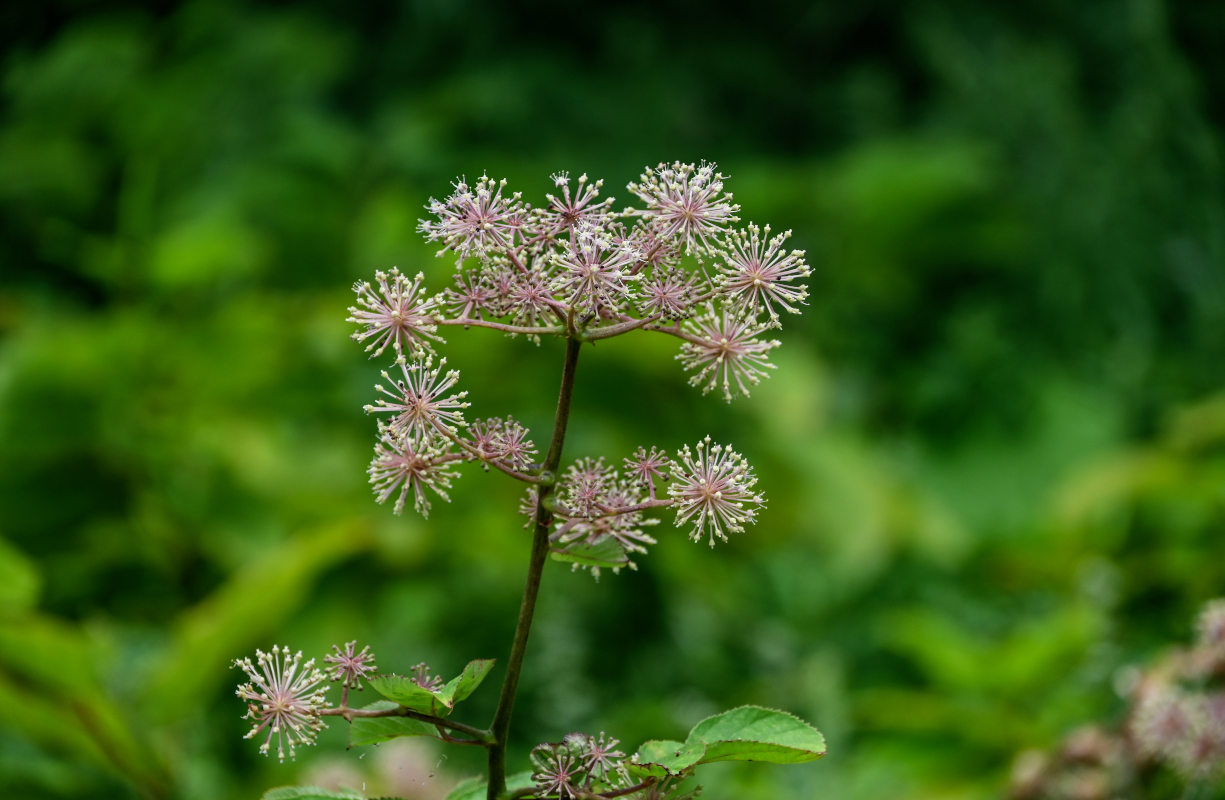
[
  {"xmin": 669, "ymin": 436, "xmax": 765, "ymax": 546},
  {"xmin": 233, "ymin": 645, "xmax": 329, "ymax": 761},
  {"xmin": 347, "ymin": 268, "xmax": 442, "ymax": 358}
]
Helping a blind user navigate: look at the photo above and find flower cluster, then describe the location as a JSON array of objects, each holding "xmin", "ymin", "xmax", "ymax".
[
  {"xmin": 350, "ymin": 163, "xmax": 808, "ymax": 409},
  {"xmin": 348, "ymin": 165, "xmax": 790, "ymax": 565},
  {"xmin": 530, "ymin": 732, "xmax": 631, "ymax": 799},
  {"xmin": 516, "ymin": 438, "xmax": 765, "ymax": 574},
  {"xmin": 233, "ymin": 646, "xmax": 330, "ymax": 761},
  {"xmin": 235, "ymin": 642, "xmax": 386, "ymax": 760}
]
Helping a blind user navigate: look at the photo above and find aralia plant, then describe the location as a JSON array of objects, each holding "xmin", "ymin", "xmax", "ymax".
[{"xmin": 233, "ymin": 162, "xmax": 826, "ymax": 800}]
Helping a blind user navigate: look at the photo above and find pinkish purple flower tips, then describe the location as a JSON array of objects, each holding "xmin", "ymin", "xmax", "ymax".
[
  {"xmin": 628, "ymin": 161, "xmax": 740, "ymax": 258},
  {"xmin": 717, "ymin": 223, "xmax": 810, "ymax": 324},
  {"xmin": 368, "ymin": 422, "xmax": 461, "ymax": 517},
  {"xmin": 233, "ymin": 645, "xmax": 329, "ymax": 761},
  {"xmin": 677, "ymin": 305, "xmax": 781, "ymax": 401},
  {"xmin": 323, "ymin": 641, "xmax": 378, "ymax": 690},
  {"xmin": 348, "ymin": 268, "xmax": 443, "ymax": 359},
  {"xmin": 668, "ymin": 436, "xmax": 765, "ymax": 546},
  {"xmin": 366, "ymin": 357, "xmax": 470, "ymax": 441}
]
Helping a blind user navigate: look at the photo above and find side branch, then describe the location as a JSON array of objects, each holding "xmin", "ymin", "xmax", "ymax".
[{"xmin": 320, "ymin": 706, "xmax": 493, "ymax": 745}]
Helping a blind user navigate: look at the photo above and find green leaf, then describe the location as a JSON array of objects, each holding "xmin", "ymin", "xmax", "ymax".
[
  {"xmin": 549, "ymin": 535, "xmax": 630, "ymax": 570},
  {"xmin": 0, "ymin": 537, "xmax": 40, "ymax": 613},
  {"xmin": 368, "ymin": 659, "xmax": 495, "ymax": 716},
  {"xmin": 633, "ymin": 739, "xmax": 705, "ymax": 776},
  {"xmin": 686, "ymin": 706, "xmax": 825, "ymax": 765},
  {"xmin": 349, "ymin": 700, "xmax": 440, "ymax": 746},
  {"xmin": 261, "ymin": 788, "xmax": 366, "ymax": 800},
  {"xmin": 444, "ymin": 770, "xmax": 534, "ymax": 800},
  {"xmin": 368, "ymin": 674, "xmax": 450, "ymax": 715},
  {"xmin": 441, "ymin": 658, "xmax": 495, "ymax": 705}
]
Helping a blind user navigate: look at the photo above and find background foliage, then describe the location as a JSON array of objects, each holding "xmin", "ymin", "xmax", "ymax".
[{"xmin": 2, "ymin": 1, "xmax": 1224, "ymax": 798}]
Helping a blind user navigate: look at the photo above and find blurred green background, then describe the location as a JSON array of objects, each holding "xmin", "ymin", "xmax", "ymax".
[{"xmin": 2, "ymin": 0, "xmax": 1224, "ymax": 798}]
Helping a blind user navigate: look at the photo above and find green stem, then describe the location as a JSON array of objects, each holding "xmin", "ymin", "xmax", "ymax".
[{"xmin": 487, "ymin": 334, "xmax": 583, "ymax": 800}]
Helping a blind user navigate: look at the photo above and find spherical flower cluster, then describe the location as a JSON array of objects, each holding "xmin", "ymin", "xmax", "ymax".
[
  {"xmin": 668, "ymin": 436, "xmax": 765, "ymax": 546},
  {"xmin": 233, "ymin": 645, "xmax": 329, "ymax": 761},
  {"xmin": 323, "ymin": 641, "xmax": 378, "ymax": 690},
  {"xmin": 530, "ymin": 732, "xmax": 632, "ymax": 799}
]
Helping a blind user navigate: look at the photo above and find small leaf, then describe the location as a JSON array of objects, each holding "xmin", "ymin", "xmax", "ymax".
[
  {"xmin": 261, "ymin": 787, "xmax": 366, "ymax": 800},
  {"xmin": 440, "ymin": 658, "xmax": 495, "ymax": 705},
  {"xmin": 369, "ymin": 674, "xmax": 450, "ymax": 715},
  {"xmin": 686, "ymin": 706, "xmax": 825, "ymax": 765},
  {"xmin": 633, "ymin": 739, "xmax": 705, "ymax": 775},
  {"xmin": 550, "ymin": 536, "xmax": 630, "ymax": 570},
  {"xmin": 444, "ymin": 770, "xmax": 534, "ymax": 800},
  {"xmin": 348, "ymin": 700, "xmax": 440, "ymax": 746}
]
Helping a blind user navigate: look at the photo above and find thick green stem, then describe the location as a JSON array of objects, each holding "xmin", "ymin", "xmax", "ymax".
[{"xmin": 487, "ymin": 335, "xmax": 583, "ymax": 800}]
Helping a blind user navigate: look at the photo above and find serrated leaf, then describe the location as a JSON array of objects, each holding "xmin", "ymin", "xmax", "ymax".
[
  {"xmin": 686, "ymin": 706, "xmax": 825, "ymax": 765},
  {"xmin": 444, "ymin": 770, "xmax": 534, "ymax": 800},
  {"xmin": 348, "ymin": 700, "xmax": 440, "ymax": 746},
  {"xmin": 549, "ymin": 536, "xmax": 630, "ymax": 569},
  {"xmin": 633, "ymin": 739, "xmax": 705, "ymax": 775},
  {"xmin": 368, "ymin": 674, "xmax": 450, "ymax": 715},
  {"xmin": 440, "ymin": 658, "xmax": 494, "ymax": 705},
  {"xmin": 261, "ymin": 787, "xmax": 366, "ymax": 800}
]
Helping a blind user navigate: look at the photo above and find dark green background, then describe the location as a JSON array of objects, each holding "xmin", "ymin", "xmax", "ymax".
[{"xmin": 2, "ymin": 1, "xmax": 1224, "ymax": 798}]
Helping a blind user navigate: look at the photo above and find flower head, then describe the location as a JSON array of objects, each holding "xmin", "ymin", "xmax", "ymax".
[
  {"xmin": 467, "ymin": 416, "xmax": 538, "ymax": 471},
  {"xmin": 368, "ymin": 422, "xmax": 461, "ymax": 517},
  {"xmin": 442, "ymin": 269, "xmax": 499, "ymax": 320},
  {"xmin": 578, "ymin": 731, "xmax": 628, "ymax": 783},
  {"xmin": 233, "ymin": 645, "xmax": 329, "ymax": 761},
  {"xmin": 542, "ymin": 172, "xmax": 615, "ymax": 233},
  {"xmin": 717, "ymin": 223, "xmax": 810, "ymax": 323},
  {"xmin": 624, "ymin": 445, "xmax": 671, "ymax": 494},
  {"xmin": 419, "ymin": 174, "xmax": 525, "ymax": 261},
  {"xmin": 628, "ymin": 161, "xmax": 740, "ymax": 257},
  {"xmin": 366, "ymin": 357, "xmax": 470, "ymax": 441},
  {"xmin": 348, "ymin": 268, "xmax": 442, "ymax": 359},
  {"xmin": 551, "ymin": 223, "xmax": 640, "ymax": 314},
  {"xmin": 677, "ymin": 305, "xmax": 780, "ymax": 401},
  {"xmin": 323, "ymin": 641, "xmax": 377, "ymax": 690},
  {"xmin": 531, "ymin": 740, "xmax": 587, "ymax": 800},
  {"xmin": 668, "ymin": 436, "xmax": 765, "ymax": 546},
  {"xmin": 409, "ymin": 662, "xmax": 445, "ymax": 693},
  {"xmin": 639, "ymin": 264, "xmax": 702, "ymax": 320}
]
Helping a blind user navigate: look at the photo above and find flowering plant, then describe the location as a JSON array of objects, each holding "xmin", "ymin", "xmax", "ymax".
[{"xmin": 234, "ymin": 162, "xmax": 825, "ymax": 800}]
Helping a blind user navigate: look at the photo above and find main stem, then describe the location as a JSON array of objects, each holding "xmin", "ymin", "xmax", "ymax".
[{"xmin": 487, "ymin": 334, "xmax": 583, "ymax": 800}]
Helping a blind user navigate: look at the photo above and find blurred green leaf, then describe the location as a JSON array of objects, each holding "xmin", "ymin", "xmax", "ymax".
[
  {"xmin": 633, "ymin": 740, "xmax": 704, "ymax": 777},
  {"xmin": 368, "ymin": 674, "xmax": 450, "ymax": 715},
  {"xmin": 348, "ymin": 700, "xmax": 440, "ymax": 746},
  {"xmin": 443, "ymin": 771, "xmax": 534, "ymax": 800},
  {"xmin": 686, "ymin": 706, "xmax": 826, "ymax": 766},
  {"xmin": 0, "ymin": 537, "xmax": 41, "ymax": 613},
  {"xmin": 143, "ymin": 521, "xmax": 372, "ymax": 720},
  {"xmin": 261, "ymin": 787, "xmax": 365, "ymax": 800},
  {"xmin": 443, "ymin": 658, "xmax": 495, "ymax": 704},
  {"xmin": 549, "ymin": 536, "xmax": 630, "ymax": 570}
]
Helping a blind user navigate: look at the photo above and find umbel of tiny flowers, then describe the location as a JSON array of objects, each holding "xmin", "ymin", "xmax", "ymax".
[
  {"xmin": 669, "ymin": 436, "xmax": 765, "ymax": 547},
  {"xmin": 233, "ymin": 645, "xmax": 329, "ymax": 761},
  {"xmin": 323, "ymin": 640, "xmax": 377, "ymax": 708}
]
